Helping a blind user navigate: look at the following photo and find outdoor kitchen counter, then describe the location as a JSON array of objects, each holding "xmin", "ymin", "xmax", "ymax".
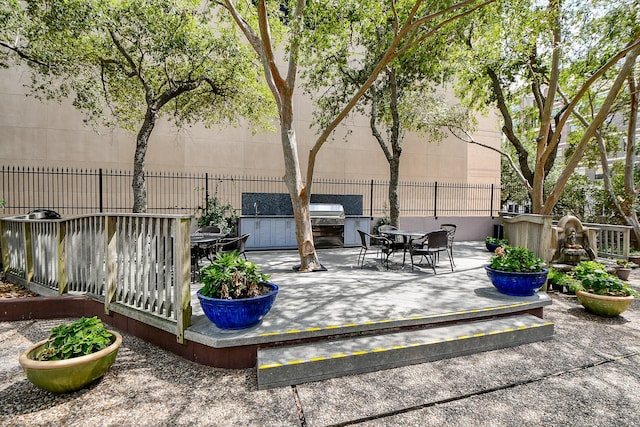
[{"xmin": 239, "ymin": 216, "xmax": 371, "ymax": 249}]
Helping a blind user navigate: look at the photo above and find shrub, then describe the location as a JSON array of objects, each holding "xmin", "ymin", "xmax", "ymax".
[
  {"xmin": 489, "ymin": 245, "xmax": 546, "ymax": 273},
  {"xmin": 570, "ymin": 261, "xmax": 638, "ymax": 297},
  {"xmin": 37, "ymin": 317, "xmax": 113, "ymax": 361}
]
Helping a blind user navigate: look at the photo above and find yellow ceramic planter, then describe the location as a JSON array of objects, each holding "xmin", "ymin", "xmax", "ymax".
[
  {"xmin": 576, "ymin": 291, "xmax": 634, "ymax": 317},
  {"xmin": 19, "ymin": 330, "xmax": 122, "ymax": 393}
]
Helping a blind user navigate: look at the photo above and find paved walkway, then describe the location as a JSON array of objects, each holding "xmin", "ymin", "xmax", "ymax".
[{"xmin": 2, "ymin": 242, "xmax": 640, "ymax": 426}]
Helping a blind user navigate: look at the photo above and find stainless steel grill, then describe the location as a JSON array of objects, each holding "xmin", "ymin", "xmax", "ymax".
[{"xmin": 310, "ymin": 203, "xmax": 345, "ymax": 248}]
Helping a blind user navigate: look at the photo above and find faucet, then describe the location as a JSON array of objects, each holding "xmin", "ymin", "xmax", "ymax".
[{"xmin": 254, "ymin": 202, "xmax": 259, "ymax": 216}]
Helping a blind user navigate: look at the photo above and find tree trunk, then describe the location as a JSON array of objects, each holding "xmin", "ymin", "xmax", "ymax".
[
  {"xmin": 280, "ymin": 97, "xmax": 321, "ymax": 271},
  {"xmin": 388, "ymin": 68, "xmax": 402, "ymax": 228},
  {"xmin": 389, "ymin": 156, "xmax": 400, "ymax": 227},
  {"xmin": 542, "ymin": 44, "xmax": 640, "ymax": 215},
  {"xmin": 132, "ymin": 106, "xmax": 157, "ymax": 213}
]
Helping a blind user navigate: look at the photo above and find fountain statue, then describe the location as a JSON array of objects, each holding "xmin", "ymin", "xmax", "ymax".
[{"xmin": 551, "ymin": 215, "xmax": 596, "ymax": 266}]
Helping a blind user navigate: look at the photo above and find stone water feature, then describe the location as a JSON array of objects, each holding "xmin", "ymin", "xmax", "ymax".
[{"xmin": 550, "ymin": 215, "xmax": 597, "ymax": 269}]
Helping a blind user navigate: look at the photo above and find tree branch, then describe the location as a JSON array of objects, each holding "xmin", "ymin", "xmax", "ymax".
[{"xmin": 448, "ymin": 125, "xmax": 532, "ymax": 192}]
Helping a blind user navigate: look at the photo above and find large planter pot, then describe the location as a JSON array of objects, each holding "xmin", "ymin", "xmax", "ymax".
[
  {"xmin": 19, "ymin": 330, "xmax": 122, "ymax": 393},
  {"xmin": 576, "ymin": 290, "xmax": 634, "ymax": 317},
  {"xmin": 616, "ymin": 268, "xmax": 631, "ymax": 281},
  {"xmin": 629, "ymin": 255, "xmax": 640, "ymax": 265},
  {"xmin": 485, "ymin": 266, "xmax": 549, "ymax": 297},
  {"xmin": 197, "ymin": 282, "xmax": 279, "ymax": 330}
]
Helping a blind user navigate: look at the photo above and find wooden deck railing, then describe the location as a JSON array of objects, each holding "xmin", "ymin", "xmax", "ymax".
[
  {"xmin": 0, "ymin": 213, "xmax": 192, "ymax": 343},
  {"xmin": 500, "ymin": 213, "xmax": 633, "ymax": 261},
  {"xmin": 583, "ymin": 222, "xmax": 632, "ymax": 259}
]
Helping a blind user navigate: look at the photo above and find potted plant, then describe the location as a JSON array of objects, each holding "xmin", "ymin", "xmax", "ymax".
[
  {"xmin": 615, "ymin": 259, "xmax": 633, "ymax": 280},
  {"xmin": 628, "ymin": 250, "xmax": 640, "ymax": 265},
  {"xmin": 485, "ymin": 236, "xmax": 508, "ymax": 253},
  {"xmin": 197, "ymin": 251, "xmax": 278, "ymax": 330},
  {"xmin": 546, "ymin": 267, "xmax": 566, "ymax": 292},
  {"xmin": 485, "ymin": 245, "xmax": 549, "ymax": 296},
  {"xmin": 18, "ymin": 316, "xmax": 122, "ymax": 393},
  {"xmin": 570, "ymin": 261, "xmax": 638, "ymax": 317},
  {"xmin": 196, "ymin": 194, "xmax": 238, "ymax": 236}
]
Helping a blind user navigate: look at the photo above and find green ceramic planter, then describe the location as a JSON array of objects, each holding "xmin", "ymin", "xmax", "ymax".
[
  {"xmin": 576, "ymin": 291, "xmax": 634, "ymax": 317},
  {"xmin": 19, "ymin": 330, "xmax": 122, "ymax": 393}
]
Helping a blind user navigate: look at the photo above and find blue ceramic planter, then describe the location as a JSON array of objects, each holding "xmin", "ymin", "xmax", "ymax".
[
  {"xmin": 485, "ymin": 266, "xmax": 548, "ymax": 297},
  {"xmin": 197, "ymin": 283, "xmax": 279, "ymax": 330}
]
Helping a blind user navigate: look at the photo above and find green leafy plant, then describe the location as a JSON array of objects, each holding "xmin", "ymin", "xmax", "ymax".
[
  {"xmin": 489, "ymin": 245, "xmax": 546, "ymax": 273},
  {"xmin": 196, "ymin": 195, "xmax": 237, "ymax": 235},
  {"xmin": 547, "ymin": 267, "xmax": 564, "ymax": 285},
  {"xmin": 546, "ymin": 267, "xmax": 584, "ymax": 293},
  {"xmin": 199, "ymin": 251, "xmax": 270, "ymax": 300},
  {"xmin": 570, "ymin": 261, "xmax": 638, "ymax": 297},
  {"xmin": 36, "ymin": 317, "xmax": 114, "ymax": 361},
  {"xmin": 485, "ymin": 236, "xmax": 508, "ymax": 246},
  {"xmin": 616, "ymin": 259, "xmax": 633, "ymax": 268}
]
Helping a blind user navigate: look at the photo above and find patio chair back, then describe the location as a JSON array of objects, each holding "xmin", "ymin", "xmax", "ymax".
[
  {"xmin": 357, "ymin": 230, "xmax": 393, "ymax": 269},
  {"xmin": 440, "ymin": 224, "xmax": 457, "ymax": 266},
  {"xmin": 216, "ymin": 233, "xmax": 250, "ymax": 259},
  {"xmin": 408, "ymin": 229, "xmax": 453, "ymax": 274}
]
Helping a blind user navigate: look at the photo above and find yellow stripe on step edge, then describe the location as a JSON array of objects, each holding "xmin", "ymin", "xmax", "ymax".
[
  {"xmin": 258, "ymin": 331, "xmax": 282, "ymax": 337},
  {"xmin": 258, "ymin": 363, "xmax": 283, "ymax": 370}
]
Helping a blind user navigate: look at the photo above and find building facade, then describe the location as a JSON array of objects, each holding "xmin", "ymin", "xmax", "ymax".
[{"xmin": 0, "ymin": 66, "xmax": 501, "ymax": 185}]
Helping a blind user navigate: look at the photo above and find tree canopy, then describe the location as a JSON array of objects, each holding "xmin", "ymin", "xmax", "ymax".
[
  {"xmin": 2, "ymin": 0, "xmax": 274, "ymax": 212},
  {"xmin": 221, "ymin": 0, "xmax": 494, "ymax": 269},
  {"xmin": 453, "ymin": 0, "xmax": 640, "ymax": 215},
  {"xmin": 304, "ymin": 11, "xmax": 474, "ymax": 227}
]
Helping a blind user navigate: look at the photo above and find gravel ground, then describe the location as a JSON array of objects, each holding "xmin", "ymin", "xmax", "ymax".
[{"xmin": 1, "ymin": 271, "xmax": 640, "ymax": 426}]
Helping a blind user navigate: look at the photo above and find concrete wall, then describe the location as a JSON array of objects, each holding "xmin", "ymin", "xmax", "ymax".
[
  {"xmin": 399, "ymin": 216, "xmax": 502, "ymax": 242},
  {"xmin": 0, "ymin": 65, "xmax": 501, "ymax": 187}
]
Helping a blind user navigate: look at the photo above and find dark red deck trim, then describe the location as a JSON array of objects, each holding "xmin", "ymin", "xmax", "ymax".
[{"xmin": 1, "ymin": 296, "xmax": 546, "ymax": 369}]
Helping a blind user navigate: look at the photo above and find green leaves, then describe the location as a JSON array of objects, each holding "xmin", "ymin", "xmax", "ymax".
[
  {"xmin": 37, "ymin": 317, "xmax": 113, "ymax": 361},
  {"xmin": 489, "ymin": 245, "xmax": 545, "ymax": 272},
  {"xmin": 570, "ymin": 260, "xmax": 639, "ymax": 297},
  {"xmin": 9, "ymin": 0, "xmax": 276, "ymax": 131},
  {"xmin": 199, "ymin": 251, "xmax": 270, "ymax": 300}
]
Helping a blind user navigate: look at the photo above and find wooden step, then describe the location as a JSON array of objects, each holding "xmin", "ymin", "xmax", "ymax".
[{"xmin": 257, "ymin": 314, "xmax": 554, "ymax": 389}]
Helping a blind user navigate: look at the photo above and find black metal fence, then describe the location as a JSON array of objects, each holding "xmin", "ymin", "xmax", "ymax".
[{"xmin": 0, "ymin": 166, "xmax": 507, "ymax": 218}]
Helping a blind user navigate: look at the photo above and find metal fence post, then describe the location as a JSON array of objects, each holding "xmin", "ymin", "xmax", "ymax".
[
  {"xmin": 370, "ymin": 179, "xmax": 373, "ymax": 217},
  {"xmin": 99, "ymin": 168, "xmax": 104, "ymax": 213},
  {"xmin": 434, "ymin": 182, "xmax": 438, "ymax": 218},
  {"xmin": 490, "ymin": 184, "xmax": 495, "ymax": 218}
]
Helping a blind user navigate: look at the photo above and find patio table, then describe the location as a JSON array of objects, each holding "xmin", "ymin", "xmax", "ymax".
[
  {"xmin": 190, "ymin": 233, "xmax": 224, "ymax": 281},
  {"xmin": 380, "ymin": 230, "xmax": 428, "ymax": 266}
]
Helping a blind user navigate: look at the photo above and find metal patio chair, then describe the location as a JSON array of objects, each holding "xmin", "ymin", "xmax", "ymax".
[
  {"xmin": 440, "ymin": 223, "xmax": 457, "ymax": 267},
  {"xmin": 408, "ymin": 229, "xmax": 454, "ymax": 274},
  {"xmin": 357, "ymin": 230, "xmax": 394, "ymax": 269}
]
